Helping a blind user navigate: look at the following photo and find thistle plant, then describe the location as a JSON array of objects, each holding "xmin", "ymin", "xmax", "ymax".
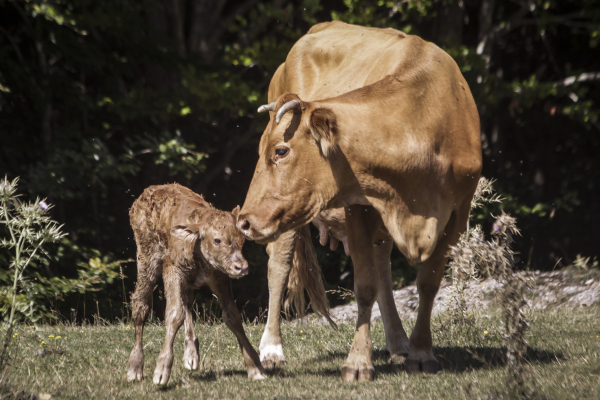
[
  {"xmin": 447, "ymin": 178, "xmax": 531, "ymax": 396},
  {"xmin": 0, "ymin": 176, "xmax": 66, "ymax": 376}
]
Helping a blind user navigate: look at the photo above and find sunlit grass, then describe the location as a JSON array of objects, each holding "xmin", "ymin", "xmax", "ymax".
[{"xmin": 2, "ymin": 307, "xmax": 599, "ymax": 399}]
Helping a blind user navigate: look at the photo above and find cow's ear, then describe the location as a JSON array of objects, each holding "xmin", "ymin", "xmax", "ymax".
[
  {"xmin": 171, "ymin": 223, "xmax": 204, "ymax": 242},
  {"xmin": 308, "ymin": 107, "xmax": 338, "ymax": 157},
  {"xmin": 231, "ymin": 205, "xmax": 241, "ymax": 218}
]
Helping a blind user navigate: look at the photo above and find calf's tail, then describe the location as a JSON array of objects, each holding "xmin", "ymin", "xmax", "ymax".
[{"xmin": 284, "ymin": 224, "xmax": 337, "ymax": 329}]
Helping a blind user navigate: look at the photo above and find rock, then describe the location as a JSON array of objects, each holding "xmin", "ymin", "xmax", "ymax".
[{"xmin": 309, "ymin": 270, "xmax": 600, "ymax": 325}]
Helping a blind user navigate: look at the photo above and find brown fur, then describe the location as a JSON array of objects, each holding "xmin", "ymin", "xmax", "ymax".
[{"xmin": 126, "ymin": 183, "xmax": 265, "ymax": 384}]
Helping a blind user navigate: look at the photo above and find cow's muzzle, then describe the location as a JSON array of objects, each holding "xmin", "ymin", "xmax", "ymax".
[{"xmin": 236, "ymin": 213, "xmax": 280, "ymax": 243}]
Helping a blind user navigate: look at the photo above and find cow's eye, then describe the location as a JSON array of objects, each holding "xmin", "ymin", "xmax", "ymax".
[
  {"xmin": 275, "ymin": 148, "xmax": 289, "ymax": 158},
  {"xmin": 214, "ymin": 238, "xmax": 221, "ymax": 245}
]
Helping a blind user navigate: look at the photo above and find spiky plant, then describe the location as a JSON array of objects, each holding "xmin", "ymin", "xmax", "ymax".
[
  {"xmin": 447, "ymin": 178, "xmax": 531, "ymax": 396},
  {"xmin": 0, "ymin": 176, "xmax": 66, "ymax": 379}
]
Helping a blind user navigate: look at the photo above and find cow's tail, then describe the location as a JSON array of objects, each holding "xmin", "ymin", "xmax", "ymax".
[{"xmin": 284, "ymin": 224, "xmax": 337, "ymax": 330}]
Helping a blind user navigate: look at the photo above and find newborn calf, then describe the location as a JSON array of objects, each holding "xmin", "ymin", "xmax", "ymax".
[{"xmin": 126, "ymin": 183, "xmax": 266, "ymax": 384}]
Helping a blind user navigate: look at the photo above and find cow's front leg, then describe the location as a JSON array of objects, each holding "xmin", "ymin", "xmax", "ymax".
[
  {"xmin": 259, "ymin": 230, "xmax": 297, "ymax": 369},
  {"xmin": 375, "ymin": 239, "xmax": 410, "ymax": 363},
  {"xmin": 341, "ymin": 205, "xmax": 381, "ymax": 382},
  {"xmin": 209, "ymin": 271, "xmax": 267, "ymax": 380},
  {"xmin": 182, "ymin": 288, "xmax": 199, "ymax": 371},
  {"xmin": 153, "ymin": 265, "xmax": 187, "ymax": 385}
]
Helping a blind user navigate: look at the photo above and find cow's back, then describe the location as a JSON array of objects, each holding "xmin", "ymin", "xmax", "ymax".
[{"xmin": 271, "ymin": 21, "xmax": 426, "ymax": 102}]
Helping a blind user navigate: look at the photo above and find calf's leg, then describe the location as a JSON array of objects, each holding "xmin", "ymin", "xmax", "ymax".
[
  {"xmin": 153, "ymin": 264, "xmax": 188, "ymax": 385},
  {"xmin": 209, "ymin": 271, "xmax": 267, "ymax": 380},
  {"xmin": 259, "ymin": 229, "xmax": 296, "ymax": 369},
  {"xmin": 341, "ymin": 205, "xmax": 381, "ymax": 382},
  {"xmin": 182, "ymin": 288, "xmax": 200, "ymax": 371},
  {"xmin": 127, "ymin": 245, "xmax": 161, "ymax": 382},
  {"xmin": 375, "ymin": 239, "xmax": 410, "ymax": 362}
]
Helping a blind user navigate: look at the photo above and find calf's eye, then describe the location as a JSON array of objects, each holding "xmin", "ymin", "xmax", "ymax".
[
  {"xmin": 275, "ymin": 148, "xmax": 289, "ymax": 158},
  {"xmin": 214, "ymin": 238, "xmax": 221, "ymax": 245}
]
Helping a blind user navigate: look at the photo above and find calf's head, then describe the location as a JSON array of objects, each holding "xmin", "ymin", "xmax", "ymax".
[
  {"xmin": 237, "ymin": 93, "xmax": 339, "ymax": 242},
  {"xmin": 172, "ymin": 206, "xmax": 249, "ymax": 278}
]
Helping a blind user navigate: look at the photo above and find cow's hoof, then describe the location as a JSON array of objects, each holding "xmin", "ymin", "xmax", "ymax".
[
  {"xmin": 153, "ymin": 363, "xmax": 172, "ymax": 385},
  {"xmin": 423, "ymin": 360, "xmax": 441, "ymax": 374},
  {"xmin": 405, "ymin": 359, "xmax": 440, "ymax": 374},
  {"xmin": 259, "ymin": 345, "xmax": 286, "ymax": 370},
  {"xmin": 341, "ymin": 363, "xmax": 375, "ymax": 382},
  {"xmin": 126, "ymin": 365, "xmax": 143, "ymax": 382},
  {"xmin": 261, "ymin": 356, "xmax": 287, "ymax": 370}
]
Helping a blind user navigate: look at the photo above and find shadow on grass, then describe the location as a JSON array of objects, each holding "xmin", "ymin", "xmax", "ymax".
[
  {"xmin": 296, "ymin": 346, "xmax": 562, "ymax": 377},
  {"xmin": 190, "ymin": 369, "xmax": 247, "ymax": 382},
  {"xmin": 436, "ymin": 346, "xmax": 562, "ymax": 373}
]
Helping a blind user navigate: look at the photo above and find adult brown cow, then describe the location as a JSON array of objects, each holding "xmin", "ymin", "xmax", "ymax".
[{"xmin": 238, "ymin": 21, "xmax": 482, "ymax": 381}]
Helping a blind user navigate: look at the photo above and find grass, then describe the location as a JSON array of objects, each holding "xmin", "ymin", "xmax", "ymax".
[{"xmin": 1, "ymin": 306, "xmax": 599, "ymax": 399}]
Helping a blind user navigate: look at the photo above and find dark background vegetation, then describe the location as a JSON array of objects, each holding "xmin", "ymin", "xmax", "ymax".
[{"xmin": 1, "ymin": 0, "xmax": 599, "ymax": 322}]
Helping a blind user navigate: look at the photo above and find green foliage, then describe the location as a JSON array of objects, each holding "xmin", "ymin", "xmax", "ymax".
[{"xmin": 0, "ymin": 177, "xmax": 129, "ymax": 323}]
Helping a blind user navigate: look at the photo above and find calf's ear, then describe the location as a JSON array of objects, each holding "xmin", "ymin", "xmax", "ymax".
[
  {"xmin": 308, "ymin": 107, "xmax": 338, "ymax": 157},
  {"xmin": 171, "ymin": 223, "xmax": 204, "ymax": 242},
  {"xmin": 231, "ymin": 205, "xmax": 241, "ymax": 218}
]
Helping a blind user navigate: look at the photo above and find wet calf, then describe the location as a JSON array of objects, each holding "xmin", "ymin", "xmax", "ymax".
[{"xmin": 126, "ymin": 183, "xmax": 266, "ymax": 384}]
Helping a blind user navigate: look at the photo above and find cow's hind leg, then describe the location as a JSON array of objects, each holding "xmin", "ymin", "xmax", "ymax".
[
  {"xmin": 127, "ymin": 244, "xmax": 161, "ymax": 382},
  {"xmin": 406, "ymin": 202, "xmax": 469, "ymax": 374},
  {"xmin": 153, "ymin": 263, "xmax": 187, "ymax": 385},
  {"xmin": 375, "ymin": 239, "xmax": 410, "ymax": 363},
  {"xmin": 259, "ymin": 229, "xmax": 296, "ymax": 369},
  {"xmin": 209, "ymin": 271, "xmax": 267, "ymax": 380},
  {"xmin": 182, "ymin": 288, "xmax": 199, "ymax": 371},
  {"xmin": 341, "ymin": 205, "xmax": 381, "ymax": 382}
]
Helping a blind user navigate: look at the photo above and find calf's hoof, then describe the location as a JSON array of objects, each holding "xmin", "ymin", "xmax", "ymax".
[
  {"xmin": 153, "ymin": 362, "xmax": 172, "ymax": 385},
  {"xmin": 183, "ymin": 350, "xmax": 199, "ymax": 371},
  {"xmin": 248, "ymin": 367, "xmax": 268, "ymax": 380},
  {"xmin": 126, "ymin": 364, "xmax": 143, "ymax": 382},
  {"xmin": 405, "ymin": 359, "xmax": 440, "ymax": 374},
  {"xmin": 341, "ymin": 363, "xmax": 375, "ymax": 382}
]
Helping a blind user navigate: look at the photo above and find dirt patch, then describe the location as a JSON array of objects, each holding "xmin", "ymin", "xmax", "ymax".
[{"xmin": 309, "ymin": 270, "xmax": 600, "ymax": 324}]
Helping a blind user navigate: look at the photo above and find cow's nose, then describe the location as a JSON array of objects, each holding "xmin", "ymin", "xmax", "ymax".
[{"xmin": 237, "ymin": 218, "xmax": 251, "ymax": 232}]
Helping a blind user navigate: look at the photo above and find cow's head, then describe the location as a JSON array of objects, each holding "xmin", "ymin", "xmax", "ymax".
[
  {"xmin": 172, "ymin": 206, "xmax": 249, "ymax": 278},
  {"xmin": 237, "ymin": 93, "xmax": 340, "ymax": 242}
]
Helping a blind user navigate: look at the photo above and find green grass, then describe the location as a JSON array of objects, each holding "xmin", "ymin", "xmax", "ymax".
[{"xmin": 2, "ymin": 307, "xmax": 599, "ymax": 399}]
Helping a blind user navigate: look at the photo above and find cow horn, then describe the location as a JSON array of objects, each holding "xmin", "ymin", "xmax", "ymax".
[
  {"xmin": 257, "ymin": 102, "xmax": 276, "ymax": 113},
  {"xmin": 276, "ymin": 100, "xmax": 302, "ymax": 124}
]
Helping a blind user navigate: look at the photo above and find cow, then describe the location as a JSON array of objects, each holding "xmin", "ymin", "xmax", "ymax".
[
  {"xmin": 126, "ymin": 183, "xmax": 266, "ymax": 384},
  {"xmin": 238, "ymin": 21, "xmax": 482, "ymax": 381}
]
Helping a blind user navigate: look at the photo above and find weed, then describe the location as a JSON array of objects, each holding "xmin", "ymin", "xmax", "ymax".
[{"xmin": 446, "ymin": 178, "xmax": 533, "ymax": 397}]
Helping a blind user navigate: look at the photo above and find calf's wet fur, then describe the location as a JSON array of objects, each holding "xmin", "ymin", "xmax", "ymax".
[{"xmin": 126, "ymin": 183, "xmax": 266, "ymax": 384}]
